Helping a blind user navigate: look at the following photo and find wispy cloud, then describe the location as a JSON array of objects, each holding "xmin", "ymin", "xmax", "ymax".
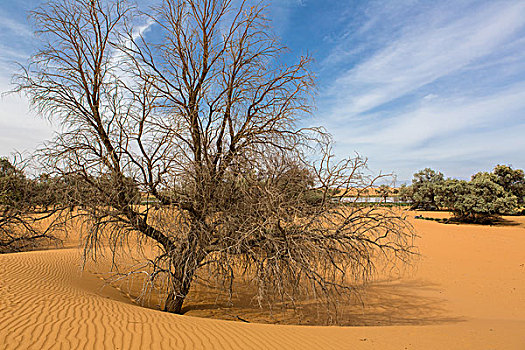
[
  {"xmin": 0, "ymin": 12, "xmax": 33, "ymax": 74},
  {"xmin": 0, "ymin": 12, "xmax": 52, "ymax": 156},
  {"xmin": 0, "ymin": 12, "xmax": 33, "ymax": 39},
  {"xmin": 329, "ymin": 82, "xmax": 525, "ymax": 180},
  {"xmin": 346, "ymin": 83, "xmax": 525, "ymax": 147},
  {"xmin": 313, "ymin": 0, "xmax": 525, "ymax": 179},
  {"xmin": 0, "ymin": 75, "xmax": 54, "ymax": 156},
  {"xmin": 323, "ymin": 1, "xmax": 525, "ymax": 118}
]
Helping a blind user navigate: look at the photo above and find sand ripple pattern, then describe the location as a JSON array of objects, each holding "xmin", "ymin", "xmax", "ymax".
[
  {"xmin": 0, "ymin": 249, "xmax": 351, "ymax": 350},
  {"xmin": 2, "ymin": 218, "xmax": 525, "ymax": 350}
]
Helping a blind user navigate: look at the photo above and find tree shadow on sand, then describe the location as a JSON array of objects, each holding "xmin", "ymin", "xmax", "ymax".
[
  {"xmin": 180, "ymin": 278, "xmax": 465, "ymax": 326},
  {"xmin": 335, "ymin": 279, "xmax": 464, "ymax": 326}
]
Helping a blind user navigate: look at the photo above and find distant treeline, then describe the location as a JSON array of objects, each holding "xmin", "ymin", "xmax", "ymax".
[
  {"xmin": 1, "ymin": 157, "xmax": 141, "ymax": 253},
  {"xmin": 0, "ymin": 158, "xmax": 141, "ymax": 210},
  {"xmin": 398, "ymin": 165, "xmax": 525, "ymax": 224}
]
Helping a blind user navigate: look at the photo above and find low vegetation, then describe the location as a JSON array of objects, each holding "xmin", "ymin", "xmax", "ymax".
[
  {"xmin": 401, "ymin": 165, "xmax": 525, "ymax": 224},
  {"xmin": 0, "ymin": 158, "xmax": 63, "ymax": 253}
]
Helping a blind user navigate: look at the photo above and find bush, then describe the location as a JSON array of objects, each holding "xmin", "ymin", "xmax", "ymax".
[
  {"xmin": 1, "ymin": 158, "xmax": 62, "ymax": 253},
  {"xmin": 406, "ymin": 168, "xmax": 444, "ymax": 210},
  {"xmin": 436, "ymin": 174, "xmax": 518, "ymax": 224},
  {"xmin": 492, "ymin": 165, "xmax": 525, "ymax": 205},
  {"xmin": 404, "ymin": 164, "xmax": 523, "ymax": 224}
]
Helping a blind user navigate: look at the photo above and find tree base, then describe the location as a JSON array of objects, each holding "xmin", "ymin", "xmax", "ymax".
[{"xmin": 164, "ymin": 292, "xmax": 185, "ymax": 314}]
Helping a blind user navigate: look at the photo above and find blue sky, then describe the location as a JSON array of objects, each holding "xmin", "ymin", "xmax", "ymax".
[{"xmin": 1, "ymin": 0, "xmax": 524, "ymax": 182}]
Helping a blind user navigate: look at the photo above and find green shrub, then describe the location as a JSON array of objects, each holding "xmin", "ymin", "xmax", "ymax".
[
  {"xmin": 407, "ymin": 168, "xmax": 444, "ymax": 210},
  {"xmin": 436, "ymin": 174, "xmax": 517, "ymax": 224}
]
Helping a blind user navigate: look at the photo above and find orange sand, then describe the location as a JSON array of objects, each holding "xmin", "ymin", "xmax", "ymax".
[{"xmin": 1, "ymin": 213, "xmax": 524, "ymax": 349}]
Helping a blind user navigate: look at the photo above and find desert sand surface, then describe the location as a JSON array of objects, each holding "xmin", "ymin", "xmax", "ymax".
[{"xmin": 1, "ymin": 213, "xmax": 525, "ymax": 349}]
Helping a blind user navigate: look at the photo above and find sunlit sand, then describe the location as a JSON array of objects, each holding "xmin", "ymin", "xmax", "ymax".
[{"xmin": 1, "ymin": 213, "xmax": 524, "ymax": 349}]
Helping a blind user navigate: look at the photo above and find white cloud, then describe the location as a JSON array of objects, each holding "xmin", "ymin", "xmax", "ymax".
[
  {"xmin": 0, "ymin": 13, "xmax": 33, "ymax": 39},
  {"xmin": 0, "ymin": 12, "xmax": 52, "ymax": 156},
  {"xmin": 325, "ymin": 1, "xmax": 525, "ymax": 118},
  {"xmin": 330, "ymin": 83, "xmax": 525, "ymax": 180},
  {"xmin": 0, "ymin": 13, "xmax": 32, "ymax": 69},
  {"xmin": 313, "ymin": 1, "xmax": 525, "ymax": 179},
  {"xmin": 347, "ymin": 83, "xmax": 525, "ymax": 147},
  {"xmin": 111, "ymin": 17, "xmax": 154, "ymax": 67},
  {"xmin": 0, "ymin": 83, "xmax": 54, "ymax": 156}
]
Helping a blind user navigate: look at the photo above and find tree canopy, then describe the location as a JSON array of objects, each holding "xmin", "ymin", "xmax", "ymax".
[{"xmin": 11, "ymin": 0, "xmax": 414, "ymax": 319}]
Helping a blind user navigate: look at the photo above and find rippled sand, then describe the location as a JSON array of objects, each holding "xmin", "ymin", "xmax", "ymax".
[{"xmin": 1, "ymin": 214, "xmax": 524, "ymax": 349}]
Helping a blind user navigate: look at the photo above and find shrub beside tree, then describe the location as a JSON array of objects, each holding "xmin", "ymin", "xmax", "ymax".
[
  {"xmin": 405, "ymin": 165, "xmax": 523, "ymax": 224},
  {"xmin": 407, "ymin": 168, "xmax": 444, "ymax": 210},
  {"xmin": 436, "ymin": 175, "xmax": 518, "ymax": 224},
  {"xmin": 398, "ymin": 183, "xmax": 413, "ymax": 203},
  {"xmin": 0, "ymin": 158, "xmax": 62, "ymax": 253}
]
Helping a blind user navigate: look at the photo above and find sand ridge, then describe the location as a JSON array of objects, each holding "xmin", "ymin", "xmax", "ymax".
[{"xmin": 1, "ymin": 214, "xmax": 525, "ymax": 349}]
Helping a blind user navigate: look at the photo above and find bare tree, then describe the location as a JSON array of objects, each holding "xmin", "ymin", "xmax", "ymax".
[{"xmin": 14, "ymin": 0, "xmax": 415, "ymax": 318}]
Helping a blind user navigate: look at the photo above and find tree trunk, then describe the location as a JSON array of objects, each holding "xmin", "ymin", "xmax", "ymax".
[
  {"xmin": 164, "ymin": 273, "xmax": 193, "ymax": 314},
  {"xmin": 163, "ymin": 230, "xmax": 205, "ymax": 314},
  {"xmin": 164, "ymin": 290, "xmax": 187, "ymax": 314},
  {"xmin": 163, "ymin": 251, "xmax": 201, "ymax": 314}
]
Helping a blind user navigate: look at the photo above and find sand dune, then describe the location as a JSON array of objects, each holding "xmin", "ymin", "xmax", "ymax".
[{"xmin": 1, "ymin": 214, "xmax": 525, "ymax": 349}]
